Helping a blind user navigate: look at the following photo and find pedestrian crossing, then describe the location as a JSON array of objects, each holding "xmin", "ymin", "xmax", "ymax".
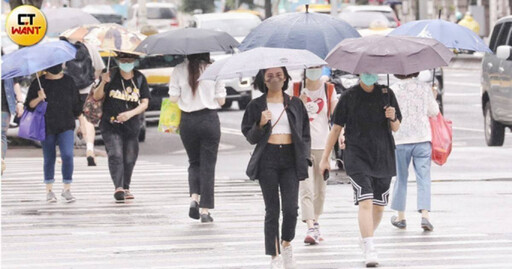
[{"xmin": 2, "ymin": 157, "xmax": 512, "ymax": 268}]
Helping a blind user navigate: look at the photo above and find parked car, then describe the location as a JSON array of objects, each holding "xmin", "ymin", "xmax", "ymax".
[
  {"xmin": 137, "ymin": 55, "xmax": 184, "ymax": 123},
  {"xmin": 481, "ymin": 16, "xmax": 512, "ymax": 146},
  {"xmin": 82, "ymin": 5, "xmax": 124, "ymax": 25},
  {"xmin": 341, "ymin": 5, "xmax": 400, "ymax": 27},
  {"xmin": 189, "ymin": 12, "xmax": 262, "ymax": 109},
  {"xmin": 296, "ymin": 4, "xmax": 332, "ymax": 14},
  {"xmin": 338, "ymin": 11, "xmax": 393, "ymax": 36},
  {"xmin": 125, "ymin": 2, "xmax": 180, "ymax": 32},
  {"xmin": 189, "ymin": 12, "xmax": 261, "ymax": 43}
]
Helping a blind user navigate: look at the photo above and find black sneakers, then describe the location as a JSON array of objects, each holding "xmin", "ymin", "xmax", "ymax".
[
  {"xmin": 200, "ymin": 213, "xmax": 213, "ymax": 223},
  {"xmin": 189, "ymin": 201, "xmax": 200, "ymax": 219},
  {"xmin": 391, "ymin": 216, "xmax": 407, "ymax": 229},
  {"xmin": 114, "ymin": 190, "xmax": 125, "ymax": 202}
]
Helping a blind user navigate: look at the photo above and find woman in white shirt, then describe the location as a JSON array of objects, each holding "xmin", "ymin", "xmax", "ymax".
[
  {"xmin": 168, "ymin": 53, "xmax": 226, "ymax": 223},
  {"xmin": 389, "ymin": 72, "xmax": 439, "ymax": 232}
]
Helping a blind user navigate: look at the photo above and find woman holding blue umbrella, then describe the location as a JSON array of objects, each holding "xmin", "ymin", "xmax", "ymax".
[
  {"xmin": 2, "ymin": 40, "xmax": 80, "ymax": 203},
  {"xmin": 25, "ymin": 63, "xmax": 81, "ymax": 203}
]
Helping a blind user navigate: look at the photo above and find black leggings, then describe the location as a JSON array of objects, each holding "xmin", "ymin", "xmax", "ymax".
[
  {"xmin": 258, "ymin": 144, "xmax": 299, "ymax": 256},
  {"xmin": 179, "ymin": 109, "xmax": 220, "ymax": 209}
]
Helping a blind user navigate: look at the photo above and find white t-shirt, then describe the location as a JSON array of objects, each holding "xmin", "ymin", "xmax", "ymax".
[
  {"xmin": 267, "ymin": 102, "xmax": 291, "ymax": 135},
  {"xmin": 391, "ymin": 78, "xmax": 440, "ymax": 145},
  {"xmin": 303, "ymin": 85, "xmax": 332, "ymax": 150},
  {"xmin": 168, "ymin": 60, "xmax": 226, "ymax": 113}
]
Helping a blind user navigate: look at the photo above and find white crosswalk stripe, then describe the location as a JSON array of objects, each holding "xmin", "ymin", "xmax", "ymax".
[{"xmin": 2, "ymin": 157, "xmax": 512, "ymax": 268}]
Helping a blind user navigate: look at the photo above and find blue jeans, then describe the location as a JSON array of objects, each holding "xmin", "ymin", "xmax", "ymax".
[
  {"xmin": 2, "ymin": 112, "xmax": 10, "ymax": 160},
  {"xmin": 41, "ymin": 130, "xmax": 74, "ymax": 184},
  {"xmin": 391, "ymin": 142, "xmax": 432, "ymax": 212}
]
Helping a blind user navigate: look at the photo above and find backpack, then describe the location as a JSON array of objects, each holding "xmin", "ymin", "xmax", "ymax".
[{"xmin": 65, "ymin": 42, "xmax": 95, "ymax": 90}]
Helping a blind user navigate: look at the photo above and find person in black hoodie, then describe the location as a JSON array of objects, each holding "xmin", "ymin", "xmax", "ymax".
[
  {"xmin": 25, "ymin": 64, "xmax": 81, "ymax": 203},
  {"xmin": 241, "ymin": 67, "xmax": 310, "ymax": 269}
]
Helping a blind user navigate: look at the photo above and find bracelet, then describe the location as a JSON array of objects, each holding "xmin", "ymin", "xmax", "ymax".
[
  {"xmin": 390, "ymin": 116, "xmax": 398, "ymax": 122},
  {"xmin": 16, "ymin": 101, "xmax": 24, "ymax": 104}
]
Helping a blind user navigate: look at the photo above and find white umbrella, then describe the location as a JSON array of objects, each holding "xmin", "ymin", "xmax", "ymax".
[{"xmin": 199, "ymin": 47, "xmax": 326, "ymax": 81}]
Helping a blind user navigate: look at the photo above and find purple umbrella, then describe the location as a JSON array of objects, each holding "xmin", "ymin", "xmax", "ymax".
[{"xmin": 325, "ymin": 35, "xmax": 453, "ymax": 75}]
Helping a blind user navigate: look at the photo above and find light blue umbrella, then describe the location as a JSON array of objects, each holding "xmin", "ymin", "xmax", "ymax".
[
  {"xmin": 1, "ymin": 41, "xmax": 77, "ymax": 82},
  {"xmin": 388, "ymin": 19, "xmax": 491, "ymax": 53},
  {"xmin": 239, "ymin": 7, "xmax": 360, "ymax": 58}
]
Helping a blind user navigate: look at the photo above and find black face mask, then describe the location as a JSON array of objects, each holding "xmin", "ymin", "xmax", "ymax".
[{"xmin": 46, "ymin": 65, "xmax": 63, "ymax": 74}]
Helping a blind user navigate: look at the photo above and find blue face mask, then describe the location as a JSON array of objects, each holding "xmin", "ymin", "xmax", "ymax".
[
  {"xmin": 118, "ymin": 62, "xmax": 135, "ymax": 72},
  {"xmin": 305, "ymin": 68, "xmax": 323, "ymax": 81},
  {"xmin": 360, "ymin": 73, "xmax": 379, "ymax": 86}
]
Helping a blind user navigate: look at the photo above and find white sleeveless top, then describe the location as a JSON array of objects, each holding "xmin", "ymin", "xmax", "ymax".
[{"xmin": 267, "ymin": 102, "xmax": 292, "ymax": 135}]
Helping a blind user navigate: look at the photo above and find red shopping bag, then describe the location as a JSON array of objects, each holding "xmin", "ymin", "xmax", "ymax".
[{"xmin": 429, "ymin": 113, "xmax": 453, "ymax": 166}]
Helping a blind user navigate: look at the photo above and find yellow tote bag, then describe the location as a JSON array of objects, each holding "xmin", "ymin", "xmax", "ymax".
[{"xmin": 158, "ymin": 98, "xmax": 181, "ymax": 134}]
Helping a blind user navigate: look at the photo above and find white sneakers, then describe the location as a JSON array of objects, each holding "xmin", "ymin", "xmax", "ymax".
[
  {"xmin": 281, "ymin": 245, "xmax": 297, "ymax": 269},
  {"xmin": 361, "ymin": 237, "xmax": 379, "ymax": 267},
  {"xmin": 270, "ymin": 256, "xmax": 283, "ymax": 269},
  {"xmin": 364, "ymin": 247, "xmax": 379, "ymax": 267},
  {"xmin": 270, "ymin": 244, "xmax": 296, "ymax": 269}
]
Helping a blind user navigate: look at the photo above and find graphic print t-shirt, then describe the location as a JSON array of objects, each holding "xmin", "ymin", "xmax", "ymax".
[
  {"xmin": 101, "ymin": 69, "xmax": 150, "ymax": 136},
  {"xmin": 303, "ymin": 86, "xmax": 329, "ymax": 150}
]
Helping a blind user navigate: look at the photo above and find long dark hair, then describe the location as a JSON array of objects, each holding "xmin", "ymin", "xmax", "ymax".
[
  {"xmin": 187, "ymin": 53, "xmax": 211, "ymax": 95},
  {"xmin": 253, "ymin": 67, "xmax": 291, "ymax": 93}
]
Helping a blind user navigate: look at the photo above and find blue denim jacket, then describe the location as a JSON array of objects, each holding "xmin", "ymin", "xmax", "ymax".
[{"xmin": 3, "ymin": 78, "xmax": 17, "ymax": 114}]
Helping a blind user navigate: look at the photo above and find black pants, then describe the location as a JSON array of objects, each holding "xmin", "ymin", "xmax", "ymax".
[
  {"xmin": 258, "ymin": 144, "xmax": 299, "ymax": 256},
  {"xmin": 179, "ymin": 109, "xmax": 220, "ymax": 209},
  {"xmin": 102, "ymin": 129, "xmax": 139, "ymax": 190}
]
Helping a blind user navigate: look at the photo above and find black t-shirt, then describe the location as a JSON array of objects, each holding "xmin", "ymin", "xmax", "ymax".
[
  {"xmin": 100, "ymin": 69, "xmax": 150, "ymax": 136},
  {"xmin": 25, "ymin": 75, "xmax": 81, "ymax": 135},
  {"xmin": 332, "ymin": 84, "xmax": 402, "ymax": 177}
]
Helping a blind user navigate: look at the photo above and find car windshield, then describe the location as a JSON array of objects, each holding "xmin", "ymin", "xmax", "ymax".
[
  {"xmin": 146, "ymin": 7, "xmax": 176, "ymax": 19},
  {"xmin": 338, "ymin": 12, "xmax": 390, "ymax": 29},
  {"xmin": 199, "ymin": 17, "xmax": 260, "ymax": 37}
]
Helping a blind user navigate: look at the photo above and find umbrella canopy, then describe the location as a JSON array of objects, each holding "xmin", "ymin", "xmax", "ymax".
[
  {"xmin": 388, "ymin": 19, "xmax": 491, "ymax": 53},
  {"xmin": 325, "ymin": 35, "xmax": 454, "ymax": 75},
  {"xmin": 44, "ymin": 8, "xmax": 100, "ymax": 36},
  {"xmin": 2, "ymin": 41, "xmax": 77, "ymax": 79},
  {"xmin": 135, "ymin": 28, "xmax": 240, "ymax": 55},
  {"xmin": 199, "ymin": 47, "xmax": 326, "ymax": 81},
  {"xmin": 61, "ymin": 24, "xmax": 144, "ymax": 52},
  {"xmin": 239, "ymin": 10, "xmax": 360, "ymax": 58}
]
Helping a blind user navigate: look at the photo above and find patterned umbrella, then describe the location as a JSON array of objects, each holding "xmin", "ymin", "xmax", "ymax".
[{"xmin": 60, "ymin": 24, "xmax": 144, "ymax": 53}]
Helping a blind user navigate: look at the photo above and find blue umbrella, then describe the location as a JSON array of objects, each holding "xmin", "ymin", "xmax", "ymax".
[
  {"xmin": 2, "ymin": 41, "xmax": 77, "ymax": 81},
  {"xmin": 238, "ymin": 7, "xmax": 360, "ymax": 58},
  {"xmin": 388, "ymin": 19, "xmax": 491, "ymax": 53}
]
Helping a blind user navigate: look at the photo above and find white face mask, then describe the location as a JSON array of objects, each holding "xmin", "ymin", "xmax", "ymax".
[{"xmin": 305, "ymin": 68, "xmax": 323, "ymax": 81}]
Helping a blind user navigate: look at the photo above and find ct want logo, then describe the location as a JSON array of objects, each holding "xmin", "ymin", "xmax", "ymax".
[{"xmin": 6, "ymin": 5, "xmax": 47, "ymax": 46}]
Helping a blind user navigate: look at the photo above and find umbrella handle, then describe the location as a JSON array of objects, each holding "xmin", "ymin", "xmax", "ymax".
[
  {"xmin": 432, "ymin": 69, "xmax": 435, "ymax": 87},
  {"xmin": 36, "ymin": 74, "xmax": 42, "ymax": 89},
  {"xmin": 107, "ymin": 52, "xmax": 111, "ymax": 71},
  {"xmin": 36, "ymin": 75, "xmax": 45, "ymax": 101}
]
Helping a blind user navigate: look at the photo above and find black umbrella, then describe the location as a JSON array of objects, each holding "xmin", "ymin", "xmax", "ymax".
[{"xmin": 135, "ymin": 28, "xmax": 240, "ymax": 55}]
